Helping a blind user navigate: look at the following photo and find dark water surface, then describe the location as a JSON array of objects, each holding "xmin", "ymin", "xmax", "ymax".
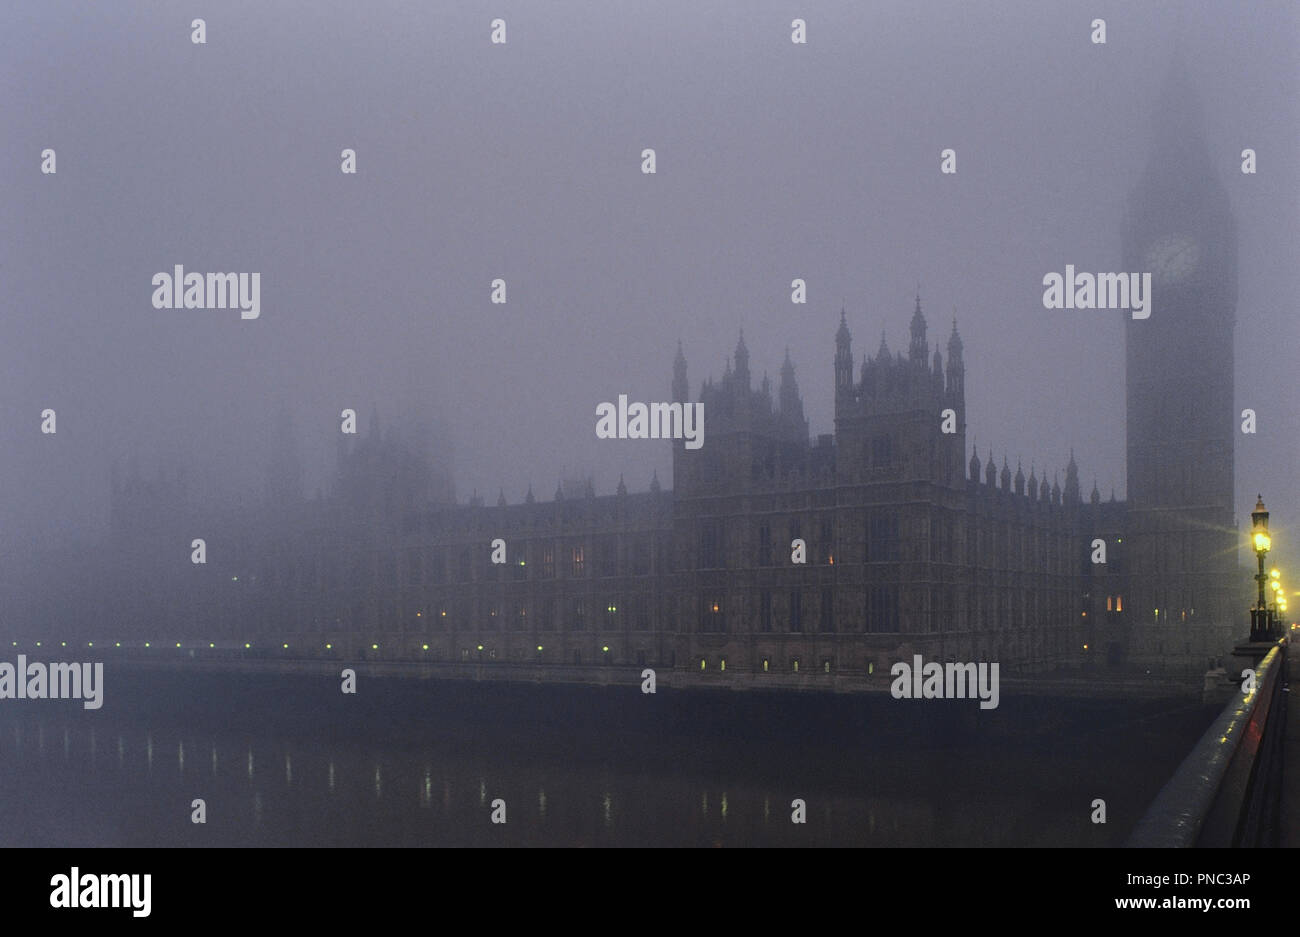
[{"xmin": 0, "ymin": 670, "xmax": 1217, "ymax": 846}]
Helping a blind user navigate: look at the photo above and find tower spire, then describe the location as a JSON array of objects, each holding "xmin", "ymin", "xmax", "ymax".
[{"xmin": 909, "ymin": 288, "xmax": 927, "ymax": 363}]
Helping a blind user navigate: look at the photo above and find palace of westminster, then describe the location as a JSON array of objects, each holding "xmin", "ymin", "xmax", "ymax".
[{"xmin": 9, "ymin": 60, "xmax": 1249, "ymax": 682}]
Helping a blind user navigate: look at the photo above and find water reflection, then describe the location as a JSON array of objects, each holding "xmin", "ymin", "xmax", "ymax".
[{"xmin": 0, "ymin": 689, "xmax": 1217, "ymax": 849}]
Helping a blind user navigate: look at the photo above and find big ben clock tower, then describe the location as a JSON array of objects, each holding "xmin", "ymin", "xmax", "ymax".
[{"xmin": 1122, "ymin": 52, "xmax": 1239, "ymax": 672}]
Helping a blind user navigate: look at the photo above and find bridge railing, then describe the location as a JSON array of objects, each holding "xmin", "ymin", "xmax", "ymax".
[{"xmin": 1126, "ymin": 641, "xmax": 1285, "ymax": 848}]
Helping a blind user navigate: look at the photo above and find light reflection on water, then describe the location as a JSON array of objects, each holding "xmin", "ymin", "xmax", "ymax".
[{"xmin": 0, "ymin": 694, "xmax": 1215, "ymax": 849}]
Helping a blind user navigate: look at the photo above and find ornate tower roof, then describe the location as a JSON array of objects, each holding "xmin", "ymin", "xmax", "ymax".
[
  {"xmin": 909, "ymin": 291, "xmax": 927, "ymax": 363},
  {"xmin": 836, "ymin": 308, "xmax": 851, "ymax": 349}
]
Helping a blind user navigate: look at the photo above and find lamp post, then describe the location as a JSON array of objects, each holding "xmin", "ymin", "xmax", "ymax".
[{"xmin": 1250, "ymin": 496, "xmax": 1272, "ymax": 641}]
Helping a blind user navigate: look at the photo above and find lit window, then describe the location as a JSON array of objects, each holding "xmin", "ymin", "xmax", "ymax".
[
  {"xmin": 762, "ymin": 658, "xmax": 769, "ymax": 672},
  {"xmin": 1116, "ymin": 596, "xmax": 1123, "ymax": 612},
  {"xmin": 868, "ymin": 661, "xmax": 875, "ymax": 675},
  {"xmin": 720, "ymin": 658, "xmax": 726, "ymax": 671},
  {"xmin": 792, "ymin": 658, "xmax": 800, "ymax": 673},
  {"xmin": 823, "ymin": 660, "xmax": 831, "ymax": 674},
  {"xmin": 1106, "ymin": 596, "xmax": 1113, "ymax": 612},
  {"xmin": 700, "ymin": 658, "xmax": 706, "ymax": 671}
]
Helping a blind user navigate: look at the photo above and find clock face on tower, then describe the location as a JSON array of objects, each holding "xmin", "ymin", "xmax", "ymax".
[{"xmin": 1142, "ymin": 233, "xmax": 1201, "ymax": 287}]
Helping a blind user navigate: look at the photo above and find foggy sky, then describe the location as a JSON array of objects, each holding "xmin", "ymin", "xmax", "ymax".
[{"xmin": 2, "ymin": 1, "xmax": 1297, "ymax": 570}]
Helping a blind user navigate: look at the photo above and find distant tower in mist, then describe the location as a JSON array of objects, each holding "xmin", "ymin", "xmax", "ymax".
[
  {"xmin": 1122, "ymin": 50, "xmax": 1238, "ymax": 655},
  {"xmin": 266, "ymin": 410, "xmax": 304, "ymax": 506}
]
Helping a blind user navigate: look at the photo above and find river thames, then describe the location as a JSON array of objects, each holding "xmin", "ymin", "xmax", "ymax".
[{"xmin": 0, "ymin": 670, "xmax": 1217, "ymax": 847}]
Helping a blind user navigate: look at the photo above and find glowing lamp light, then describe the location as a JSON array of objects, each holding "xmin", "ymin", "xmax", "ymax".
[
  {"xmin": 422, "ymin": 644, "xmax": 429, "ymax": 651},
  {"xmin": 144, "ymin": 642, "xmax": 150, "ymax": 648},
  {"xmin": 1255, "ymin": 533, "xmax": 1271, "ymax": 552},
  {"xmin": 537, "ymin": 645, "xmax": 544, "ymax": 651},
  {"xmin": 372, "ymin": 644, "xmax": 379, "ymax": 650},
  {"xmin": 244, "ymin": 643, "xmax": 251, "ymax": 649},
  {"xmin": 1271, "ymin": 569, "xmax": 1281, "ymax": 580},
  {"xmin": 601, "ymin": 646, "xmax": 610, "ymax": 653},
  {"xmin": 476, "ymin": 645, "xmax": 484, "ymax": 651},
  {"xmin": 326, "ymin": 644, "xmax": 332, "ymax": 649}
]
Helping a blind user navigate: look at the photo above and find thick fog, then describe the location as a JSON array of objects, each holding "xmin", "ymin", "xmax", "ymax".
[{"xmin": 1, "ymin": 0, "xmax": 1296, "ymax": 568}]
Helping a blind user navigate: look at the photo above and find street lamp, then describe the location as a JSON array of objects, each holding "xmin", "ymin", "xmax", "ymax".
[{"xmin": 1251, "ymin": 495, "xmax": 1273, "ymax": 641}]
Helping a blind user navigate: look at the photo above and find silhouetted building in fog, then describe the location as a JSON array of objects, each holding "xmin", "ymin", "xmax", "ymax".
[{"xmin": 14, "ymin": 55, "xmax": 1242, "ymax": 682}]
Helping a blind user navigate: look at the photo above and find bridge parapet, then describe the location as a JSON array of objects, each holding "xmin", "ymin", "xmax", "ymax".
[{"xmin": 1127, "ymin": 641, "xmax": 1285, "ymax": 847}]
